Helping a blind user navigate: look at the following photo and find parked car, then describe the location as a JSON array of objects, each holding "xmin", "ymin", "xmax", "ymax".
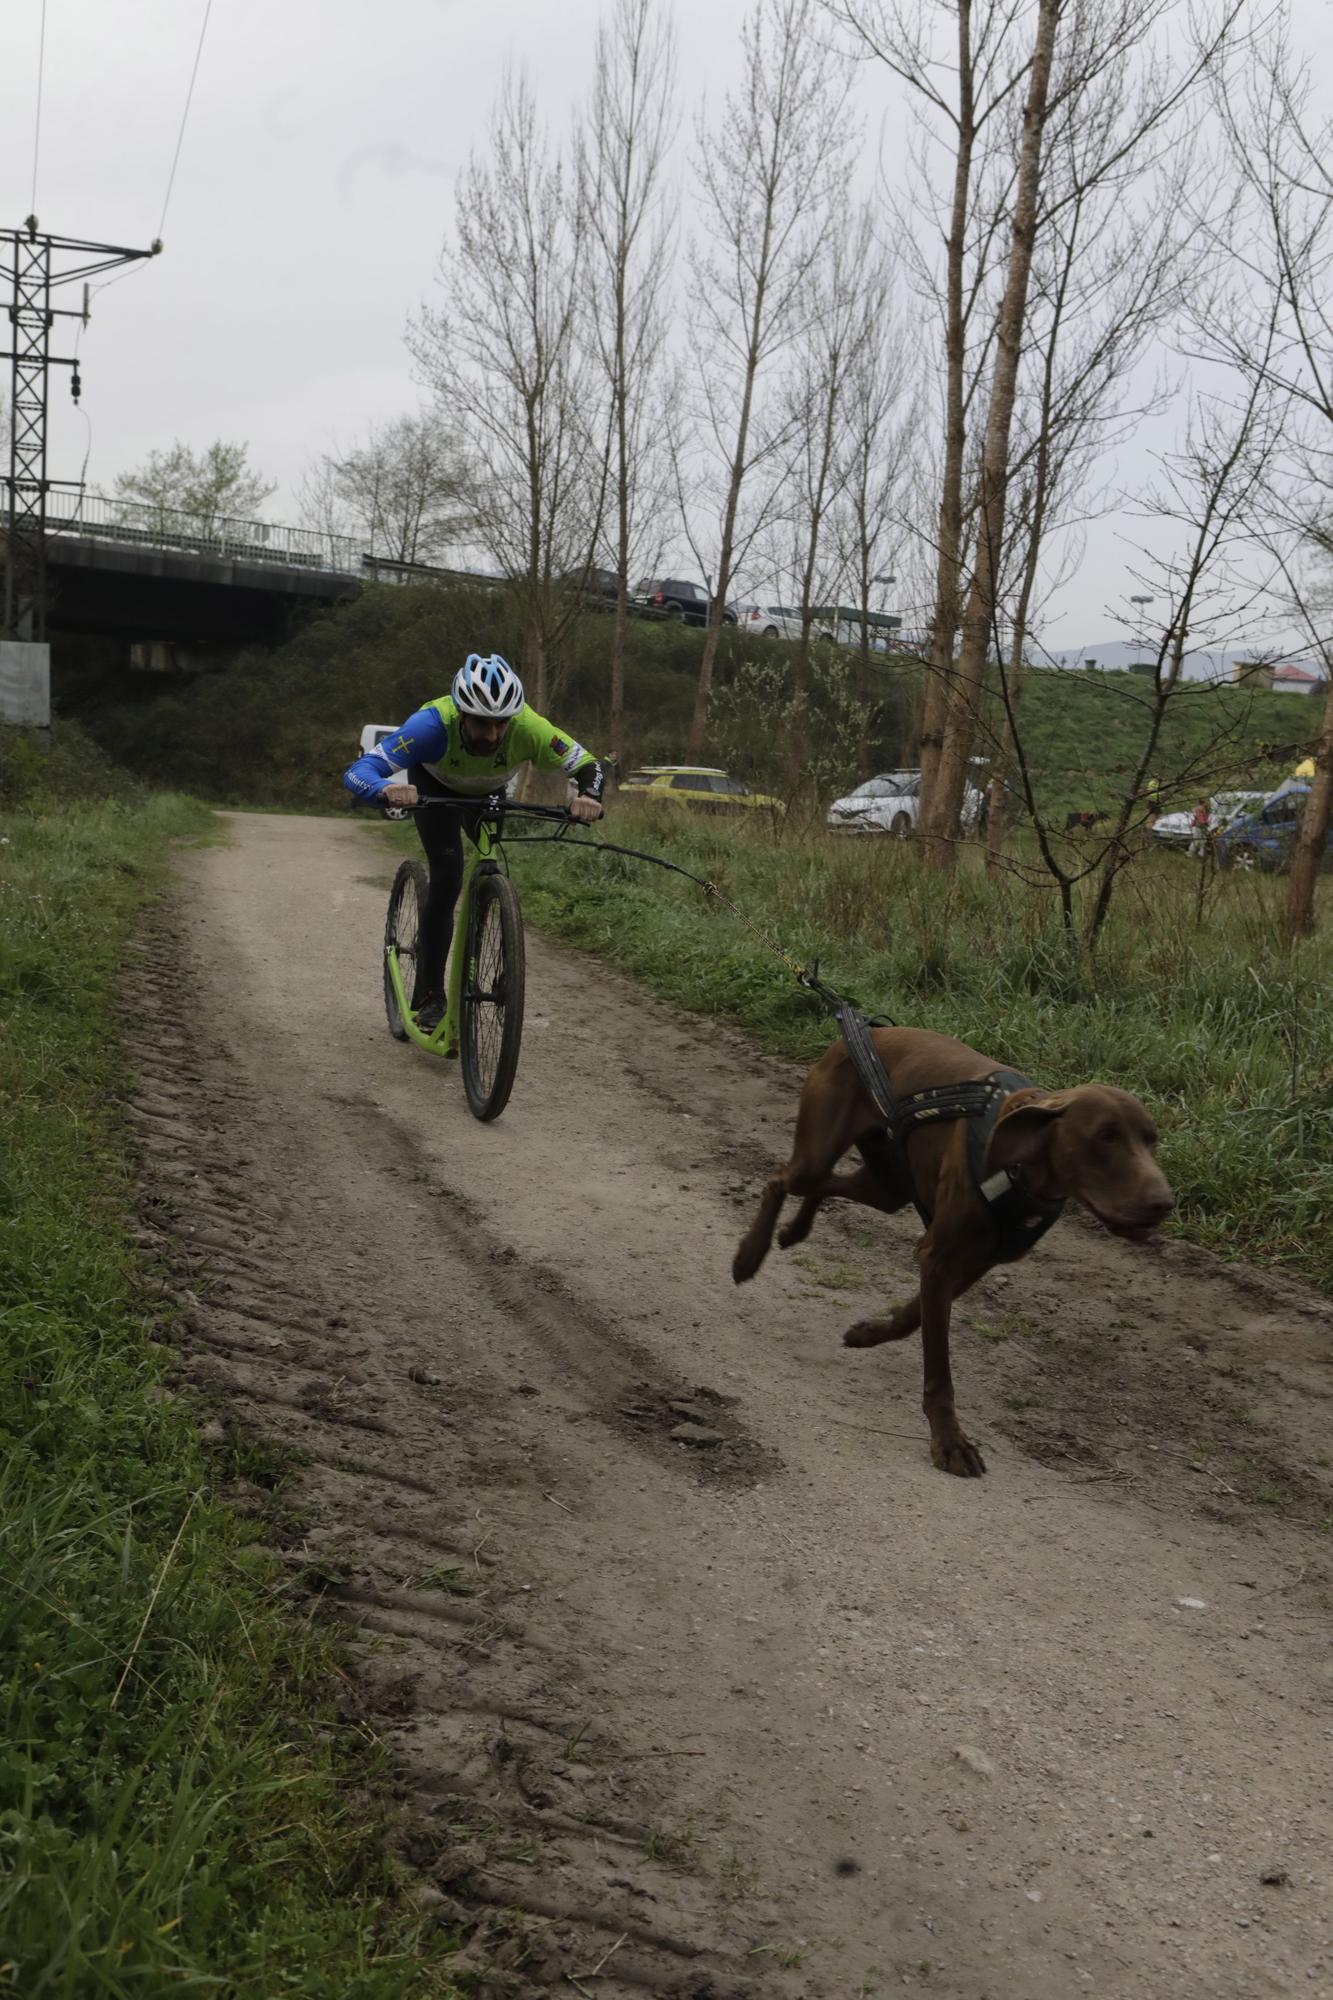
[
  {"xmin": 359, "ymin": 723, "xmax": 402, "ymax": 761},
  {"xmin": 826, "ymin": 772, "xmax": 921, "ymax": 837},
  {"xmin": 560, "ymin": 566, "xmax": 621, "ymax": 607},
  {"xmin": 1152, "ymin": 790, "xmax": 1266, "ymax": 851},
  {"xmin": 810, "ymin": 606, "xmax": 903, "ymax": 652},
  {"xmin": 1213, "ymin": 781, "xmax": 1332, "ymax": 872},
  {"xmin": 631, "ymin": 577, "xmax": 738, "ymax": 626},
  {"xmin": 745, "ymin": 604, "xmax": 887, "ymax": 645},
  {"xmin": 1150, "ymin": 807, "xmax": 1194, "ymax": 849},
  {"xmin": 747, "ymin": 604, "xmax": 817, "ymax": 640},
  {"xmin": 826, "ymin": 770, "xmax": 986, "ymax": 837},
  {"xmin": 618, "ymin": 765, "xmax": 783, "ymax": 815}
]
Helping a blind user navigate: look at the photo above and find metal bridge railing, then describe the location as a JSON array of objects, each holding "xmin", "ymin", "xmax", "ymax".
[{"xmin": 42, "ymin": 490, "xmax": 365, "ymax": 576}]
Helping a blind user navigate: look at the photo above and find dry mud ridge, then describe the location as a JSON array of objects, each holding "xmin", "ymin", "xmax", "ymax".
[{"xmin": 122, "ymin": 812, "xmax": 1333, "ymax": 2000}]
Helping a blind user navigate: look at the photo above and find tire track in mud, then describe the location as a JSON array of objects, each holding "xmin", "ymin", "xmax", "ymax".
[
  {"xmin": 119, "ymin": 918, "xmax": 800, "ymax": 2000},
  {"xmin": 344, "ymin": 1106, "xmax": 782, "ymax": 1489},
  {"xmin": 114, "ymin": 818, "xmax": 1333, "ymax": 2000}
]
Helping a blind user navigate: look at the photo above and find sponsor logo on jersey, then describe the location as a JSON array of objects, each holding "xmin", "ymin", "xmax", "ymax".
[{"xmin": 550, "ymin": 734, "xmax": 571, "ymax": 756}]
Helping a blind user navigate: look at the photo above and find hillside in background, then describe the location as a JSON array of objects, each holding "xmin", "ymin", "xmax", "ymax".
[
  {"xmin": 1047, "ymin": 640, "xmax": 1330, "ymax": 683},
  {"xmin": 997, "ymin": 665, "xmax": 1315, "ymax": 813},
  {"xmin": 64, "ymin": 584, "xmax": 1321, "ymax": 819}
]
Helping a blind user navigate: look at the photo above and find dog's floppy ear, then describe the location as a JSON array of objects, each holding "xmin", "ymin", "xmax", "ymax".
[{"xmin": 986, "ymin": 1089, "xmax": 1076, "ymax": 1175}]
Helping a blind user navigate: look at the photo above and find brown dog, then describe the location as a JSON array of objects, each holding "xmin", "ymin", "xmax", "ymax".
[{"xmin": 733, "ymin": 1026, "xmax": 1173, "ymax": 1476}]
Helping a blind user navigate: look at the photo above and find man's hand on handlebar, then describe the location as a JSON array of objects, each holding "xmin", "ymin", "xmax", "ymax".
[{"xmin": 377, "ymin": 783, "xmax": 602, "ymax": 821}]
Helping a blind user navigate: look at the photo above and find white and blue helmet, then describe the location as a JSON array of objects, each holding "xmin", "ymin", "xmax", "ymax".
[{"xmin": 452, "ymin": 653, "xmax": 524, "ymax": 721}]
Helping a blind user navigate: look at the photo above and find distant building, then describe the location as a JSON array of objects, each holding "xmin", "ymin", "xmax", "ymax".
[
  {"xmin": 1232, "ymin": 660, "xmax": 1328, "ymax": 693},
  {"xmin": 1272, "ymin": 663, "xmax": 1327, "ymax": 694}
]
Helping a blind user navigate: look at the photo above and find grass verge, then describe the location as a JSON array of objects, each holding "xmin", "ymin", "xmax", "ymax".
[
  {"xmin": 1, "ymin": 749, "xmax": 456, "ymax": 1994},
  {"xmin": 502, "ymin": 803, "xmax": 1333, "ymax": 1295}
]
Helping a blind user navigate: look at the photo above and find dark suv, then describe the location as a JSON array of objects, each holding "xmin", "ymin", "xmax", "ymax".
[
  {"xmin": 632, "ymin": 577, "xmax": 738, "ymax": 627},
  {"xmin": 561, "ymin": 566, "xmax": 620, "ymax": 607}
]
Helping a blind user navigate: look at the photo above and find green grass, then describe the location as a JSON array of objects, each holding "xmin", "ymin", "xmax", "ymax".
[
  {"xmin": 503, "ymin": 803, "xmax": 1333, "ymax": 1293},
  {"xmin": 0, "ymin": 746, "xmax": 458, "ymax": 1995}
]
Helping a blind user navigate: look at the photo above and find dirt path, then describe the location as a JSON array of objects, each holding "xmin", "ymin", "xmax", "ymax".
[{"xmin": 127, "ymin": 812, "xmax": 1333, "ymax": 1999}]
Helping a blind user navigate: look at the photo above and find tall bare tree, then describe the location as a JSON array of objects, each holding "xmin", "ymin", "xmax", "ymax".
[
  {"xmin": 1249, "ymin": 529, "xmax": 1333, "ymax": 945},
  {"xmin": 981, "ymin": 122, "xmax": 1200, "ymax": 871},
  {"xmin": 577, "ymin": 0, "xmax": 676, "ymax": 774},
  {"xmin": 299, "ymin": 411, "xmax": 473, "ymax": 566},
  {"xmin": 920, "ymin": 0, "xmax": 1244, "ymax": 868},
  {"xmin": 825, "ymin": 0, "xmax": 1036, "ymax": 810},
  {"xmin": 683, "ymin": 0, "xmax": 854, "ymax": 758},
  {"xmin": 918, "ymin": 0, "xmax": 1062, "ymax": 871},
  {"xmin": 1086, "ymin": 369, "xmax": 1286, "ymax": 942},
  {"xmin": 410, "ymin": 70, "xmax": 598, "ymax": 710},
  {"xmin": 840, "ymin": 338, "xmax": 919, "ymax": 777},
  {"xmin": 978, "ymin": 363, "xmax": 1286, "ymax": 941},
  {"xmin": 1285, "ymin": 637, "xmax": 1333, "ymax": 941},
  {"xmin": 779, "ymin": 206, "xmax": 882, "ymax": 796},
  {"xmin": 1207, "ymin": 24, "xmax": 1333, "ymax": 939}
]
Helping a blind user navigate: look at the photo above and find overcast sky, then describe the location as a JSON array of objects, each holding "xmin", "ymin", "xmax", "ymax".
[{"xmin": 4, "ymin": 0, "xmax": 1331, "ymax": 657}]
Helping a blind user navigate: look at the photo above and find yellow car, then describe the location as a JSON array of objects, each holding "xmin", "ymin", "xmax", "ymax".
[{"xmin": 619, "ymin": 765, "xmax": 784, "ymax": 816}]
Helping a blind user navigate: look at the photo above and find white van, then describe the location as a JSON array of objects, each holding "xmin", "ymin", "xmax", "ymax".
[{"xmin": 359, "ymin": 723, "xmax": 401, "ymax": 762}]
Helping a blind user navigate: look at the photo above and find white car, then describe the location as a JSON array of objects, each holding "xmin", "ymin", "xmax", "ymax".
[
  {"xmin": 827, "ymin": 770, "xmax": 986, "ymax": 837},
  {"xmin": 1150, "ymin": 807, "xmax": 1194, "ymax": 849},
  {"xmin": 827, "ymin": 772, "xmax": 921, "ymax": 837},
  {"xmin": 745, "ymin": 604, "xmax": 840, "ymax": 642},
  {"xmin": 1152, "ymin": 790, "xmax": 1266, "ymax": 851}
]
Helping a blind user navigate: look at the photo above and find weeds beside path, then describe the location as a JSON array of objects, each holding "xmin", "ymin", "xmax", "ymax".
[
  {"xmin": 506, "ymin": 804, "xmax": 1333, "ymax": 1294},
  {"xmin": 0, "ymin": 771, "xmax": 454, "ymax": 1995}
]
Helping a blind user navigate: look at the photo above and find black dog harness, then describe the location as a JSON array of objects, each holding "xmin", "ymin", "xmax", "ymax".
[{"xmin": 835, "ymin": 1005, "xmax": 1066, "ymax": 1254}]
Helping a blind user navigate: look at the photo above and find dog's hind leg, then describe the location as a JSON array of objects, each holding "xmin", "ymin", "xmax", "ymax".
[
  {"xmin": 733, "ymin": 1169, "xmax": 793, "ymax": 1282},
  {"xmin": 735, "ymin": 1050, "xmax": 879, "ymax": 1283},
  {"xmin": 777, "ymin": 1157, "xmax": 904, "ymax": 1249},
  {"xmin": 735, "ymin": 1140, "xmax": 862, "ymax": 1280}
]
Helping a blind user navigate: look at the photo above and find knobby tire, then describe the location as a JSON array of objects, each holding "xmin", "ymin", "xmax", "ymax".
[
  {"xmin": 384, "ymin": 858, "xmax": 429, "ymax": 1040},
  {"xmin": 460, "ymin": 872, "xmax": 526, "ymax": 1120}
]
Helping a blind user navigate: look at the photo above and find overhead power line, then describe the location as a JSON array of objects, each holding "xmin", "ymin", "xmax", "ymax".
[
  {"xmin": 157, "ymin": 0, "xmax": 214, "ymax": 242},
  {"xmin": 30, "ymin": 0, "xmax": 48, "ymax": 214}
]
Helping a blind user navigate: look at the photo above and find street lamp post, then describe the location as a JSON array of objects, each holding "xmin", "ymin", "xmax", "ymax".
[
  {"xmin": 1127, "ymin": 594, "xmax": 1162, "ymax": 814},
  {"xmin": 868, "ymin": 573, "xmax": 897, "ymax": 654},
  {"xmin": 1128, "ymin": 594, "xmax": 1155, "ymax": 673}
]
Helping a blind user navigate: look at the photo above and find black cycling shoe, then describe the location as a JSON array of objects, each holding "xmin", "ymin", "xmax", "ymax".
[{"xmin": 415, "ymin": 993, "xmax": 446, "ymax": 1035}]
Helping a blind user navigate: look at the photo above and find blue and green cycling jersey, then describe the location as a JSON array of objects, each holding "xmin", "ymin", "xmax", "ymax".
[{"xmin": 344, "ymin": 696, "xmax": 604, "ymax": 802}]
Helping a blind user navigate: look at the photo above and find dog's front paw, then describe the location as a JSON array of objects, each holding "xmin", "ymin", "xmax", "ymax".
[{"xmin": 930, "ymin": 1430, "xmax": 987, "ymax": 1477}]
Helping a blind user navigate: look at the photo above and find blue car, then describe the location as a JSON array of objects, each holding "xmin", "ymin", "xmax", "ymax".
[{"xmin": 1214, "ymin": 781, "xmax": 1331, "ymax": 873}]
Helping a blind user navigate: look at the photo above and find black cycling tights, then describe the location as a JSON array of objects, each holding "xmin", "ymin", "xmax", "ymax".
[{"xmin": 410, "ymin": 769, "xmax": 487, "ymax": 997}]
